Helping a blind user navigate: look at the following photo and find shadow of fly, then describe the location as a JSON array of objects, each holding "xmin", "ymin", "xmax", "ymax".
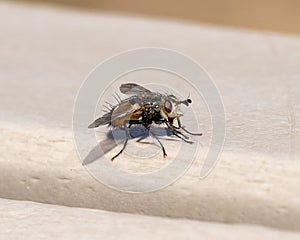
[{"xmin": 88, "ymin": 83, "xmax": 202, "ymax": 161}]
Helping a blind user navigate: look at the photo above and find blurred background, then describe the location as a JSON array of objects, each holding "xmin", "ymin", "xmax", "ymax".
[{"xmin": 16, "ymin": 0, "xmax": 300, "ymax": 35}]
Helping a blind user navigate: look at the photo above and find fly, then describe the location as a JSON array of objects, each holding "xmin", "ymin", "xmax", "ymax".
[{"xmin": 88, "ymin": 83, "xmax": 202, "ymax": 161}]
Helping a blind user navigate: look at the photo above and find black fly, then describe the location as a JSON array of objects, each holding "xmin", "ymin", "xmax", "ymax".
[{"xmin": 89, "ymin": 83, "xmax": 202, "ymax": 160}]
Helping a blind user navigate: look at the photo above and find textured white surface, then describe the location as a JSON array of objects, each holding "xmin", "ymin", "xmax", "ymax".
[
  {"xmin": 1, "ymin": 124, "xmax": 299, "ymax": 231},
  {"xmin": 0, "ymin": 1, "xmax": 300, "ymax": 234},
  {"xmin": 1, "ymin": 198, "xmax": 299, "ymax": 240}
]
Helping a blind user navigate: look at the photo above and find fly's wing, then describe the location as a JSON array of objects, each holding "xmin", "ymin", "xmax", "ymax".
[
  {"xmin": 88, "ymin": 96, "xmax": 142, "ymax": 128},
  {"xmin": 119, "ymin": 83, "xmax": 152, "ymax": 96},
  {"xmin": 89, "ymin": 83, "xmax": 151, "ymax": 128},
  {"xmin": 110, "ymin": 98, "xmax": 142, "ymax": 127},
  {"xmin": 88, "ymin": 111, "xmax": 112, "ymax": 128}
]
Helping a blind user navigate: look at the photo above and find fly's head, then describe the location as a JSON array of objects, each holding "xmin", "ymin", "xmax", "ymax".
[{"xmin": 160, "ymin": 94, "xmax": 192, "ymax": 125}]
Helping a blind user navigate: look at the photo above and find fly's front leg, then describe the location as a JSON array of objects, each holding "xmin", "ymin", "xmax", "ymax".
[
  {"xmin": 164, "ymin": 120, "xmax": 190, "ymax": 139},
  {"xmin": 173, "ymin": 128, "xmax": 189, "ymax": 139},
  {"xmin": 176, "ymin": 117, "xmax": 202, "ymax": 136},
  {"xmin": 172, "ymin": 131, "xmax": 193, "ymax": 144},
  {"xmin": 111, "ymin": 121, "xmax": 130, "ymax": 161}
]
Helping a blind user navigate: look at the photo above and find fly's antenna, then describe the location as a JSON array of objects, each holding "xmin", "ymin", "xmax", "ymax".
[{"xmin": 180, "ymin": 94, "xmax": 192, "ymax": 106}]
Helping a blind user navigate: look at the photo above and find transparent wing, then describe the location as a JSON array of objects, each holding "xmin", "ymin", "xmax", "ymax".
[
  {"xmin": 111, "ymin": 100, "xmax": 140, "ymax": 123},
  {"xmin": 89, "ymin": 96, "xmax": 143, "ymax": 128},
  {"xmin": 88, "ymin": 110, "xmax": 113, "ymax": 128},
  {"xmin": 119, "ymin": 83, "xmax": 153, "ymax": 96}
]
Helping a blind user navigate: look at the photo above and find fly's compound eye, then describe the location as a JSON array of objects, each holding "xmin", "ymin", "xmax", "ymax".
[{"xmin": 164, "ymin": 100, "xmax": 172, "ymax": 113}]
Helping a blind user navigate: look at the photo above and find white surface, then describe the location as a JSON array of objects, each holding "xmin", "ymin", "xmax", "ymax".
[
  {"xmin": 1, "ymin": 123, "xmax": 299, "ymax": 231},
  {"xmin": 1, "ymin": 198, "xmax": 299, "ymax": 240},
  {"xmin": 0, "ymin": 1, "xmax": 300, "ymax": 234}
]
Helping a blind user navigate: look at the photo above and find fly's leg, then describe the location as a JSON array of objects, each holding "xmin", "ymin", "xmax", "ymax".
[
  {"xmin": 136, "ymin": 135, "xmax": 150, "ymax": 144},
  {"xmin": 176, "ymin": 117, "xmax": 202, "ymax": 136},
  {"xmin": 164, "ymin": 120, "xmax": 190, "ymax": 139},
  {"xmin": 164, "ymin": 120, "xmax": 194, "ymax": 144},
  {"xmin": 172, "ymin": 131, "xmax": 194, "ymax": 144},
  {"xmin": 148, "ymin": 128, "xmax": 167, "ymax": 158},
  {"xmin": 172, "ymin": 128, "xmax": 190, "ymax": 139},
  {"xmin": 127, "ymin": 119, "xmax": 167, "ymax": 157},
  {"xmin": 180, "ymin": 127, "xmax": 202, "ymax": 136},
  {"xmin": 111, "ymin": 121, "xmax": 130, "ymax": 161},
  {"xmin": 111, "ymin": 138, "xmax": 129, "ymax": 161}
]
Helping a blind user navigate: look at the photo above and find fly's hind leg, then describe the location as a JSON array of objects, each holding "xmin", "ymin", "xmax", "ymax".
[
  {"xmin": 111, "ymin": 121, "xmax": 130, "ymax": 161},
  {"xmin": 111, "ymin": 138, "xmax": 128, "ymax": 161}
]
